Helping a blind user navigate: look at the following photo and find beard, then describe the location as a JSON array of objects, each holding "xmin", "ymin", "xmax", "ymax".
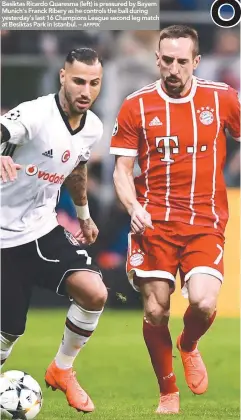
[
  {"xmin": 64, "ymin": 88, "xmax": 88, "ymax": 116},
  {"xmin": 163, "ymin": 77, "xmax": 186, "ymax": 97}
]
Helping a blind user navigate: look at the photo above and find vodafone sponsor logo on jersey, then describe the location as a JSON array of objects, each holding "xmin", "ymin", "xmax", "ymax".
[
  {"xmin": 25, "ymin": 165, "xmax": 38, "ymax": 176},
  {"xmin": 38, "ymin": 170, "xmax": 65, "ymax": 184},
  {"xmin": 25, "ymin": 165, "xmax": 65, "ymax": 184}
]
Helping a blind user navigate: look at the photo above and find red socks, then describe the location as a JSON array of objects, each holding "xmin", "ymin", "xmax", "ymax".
[
  {"xmin": 180, "ymin": 305, "xmax": 217, "ymax": 352},
  {"xmin": 143, "ymin": 306, "xmax": 216, "ymax": 392},
  {"xmin": 143, "ymin": 318, "xmax": 179, "ymax": 394}
]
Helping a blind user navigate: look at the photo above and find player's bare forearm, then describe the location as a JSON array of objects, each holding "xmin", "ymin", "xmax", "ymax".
[
  {"xmin": 64, "ymin": 163, "xmax": 99, "ymax": 245},
  {"xmin": 64, "ymin": 163, "xmax": 88, "ymax": 206},
  {"xmin": 113, "ymin": 156, "xmax": 153, "ymax": 232},
  {"xmin": 113, "ymin": 156, "xmax": 138, "ymax": 215}
]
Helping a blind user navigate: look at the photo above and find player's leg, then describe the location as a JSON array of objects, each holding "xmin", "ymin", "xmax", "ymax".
[
  {"xmin": 178, "ymin": 232, "xmax": 224, "ymax": 394},
  {"xmin": 54, "ymin": 270, "xmax": 107, "ymax": 371},
  {"xmin": 0, "ymin": 333, "xmax": 19, "ymax": 366},
  {"xmin": 127, "ymin": 229, "xmax": 179, "ymax": 414},
  {"xmin": 181, "ymin": 273, "xmax": 220, "ymax": 351},
  {"xmin": 45, "ymin": 271, "xmax": 107, "ymax": 413},
  {"xmin": 138, "ymin": 278, "xmax": 177, "ymax": 392},
  {"xmin": 33, "ymin": 226, "xmax": 107, "ymax": 412},
  {"xmin": 1, "ymin": 247, "xmax": 33, "ymax": 366}
]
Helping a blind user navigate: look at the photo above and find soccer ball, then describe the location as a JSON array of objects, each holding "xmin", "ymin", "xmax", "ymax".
[{"xmin": 0, "ymin": 370, "xmax": 43, "ymax": 419}]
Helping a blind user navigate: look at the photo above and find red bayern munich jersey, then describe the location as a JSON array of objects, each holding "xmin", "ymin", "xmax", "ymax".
[{"xmin": 110, "ymin": 76, "xmax": 240, "ymax": 233}]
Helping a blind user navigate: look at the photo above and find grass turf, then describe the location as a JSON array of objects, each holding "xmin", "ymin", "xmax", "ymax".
[{"xmin": 3, "ymin": 309, "xmax": 240, "ymax": 419}]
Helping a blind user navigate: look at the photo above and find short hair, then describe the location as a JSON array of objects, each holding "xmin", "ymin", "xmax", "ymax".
[
  {"xmin": 65, "ymin": 47, "xmax": 103, "ymax": 66},
  {"xmin": 159, "ymin": 25, "xmax": 199, "ymax": 57}
]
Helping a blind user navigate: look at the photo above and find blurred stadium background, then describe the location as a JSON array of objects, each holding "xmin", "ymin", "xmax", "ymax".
[{"xmin": 1, "ymin": 2, "xmax": 240, "ymax": 419}]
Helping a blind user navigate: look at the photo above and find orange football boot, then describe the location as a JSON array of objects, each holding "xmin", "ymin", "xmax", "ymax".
[
  {"xmin": 177, "ymin": 334, "xmax": 208, "ymax": 395},
  {"xmin": 156, "ymin": 392, "xmax": 180, "ymax": 414},
  {"xmin": 45, "ymin": 360, "xmax": 94, "ymax": 413}
]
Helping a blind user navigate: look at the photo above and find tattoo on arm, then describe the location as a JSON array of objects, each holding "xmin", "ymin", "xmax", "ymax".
[{"xmin": 64, "ymin": 163, "xmax": 88, "ymax": 206}]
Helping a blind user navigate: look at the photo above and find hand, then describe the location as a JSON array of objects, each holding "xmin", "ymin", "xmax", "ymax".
[
  {"xmin": 130, "ymin": 201, "xmax": 154, "ymax": 234},
  {"xmin": 74, "ymin": 217, "xmax": 99, "ymax": 245},
  {"xmin": 0, "ymin": 156, "xmax": 22, "ymax": 182}
]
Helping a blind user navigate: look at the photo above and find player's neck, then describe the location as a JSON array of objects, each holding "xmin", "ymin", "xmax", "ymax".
[
  {"xmin": 161, "ymin": 77, "xmax": 193, "ymax": 99},
  {"xmin": 58, "ymin": 91, "xmax": 83, "ymax": 130}
]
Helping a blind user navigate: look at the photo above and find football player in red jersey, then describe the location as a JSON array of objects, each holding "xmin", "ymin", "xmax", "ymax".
[{"xmin": 110, "ymin": 25, "xmax": 240, "ymax": 414}]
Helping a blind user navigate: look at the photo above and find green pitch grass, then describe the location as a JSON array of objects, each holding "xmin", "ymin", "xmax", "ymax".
[{"xmin": 3, "ymin": 310, "xmax": 240, "ymax": 419}]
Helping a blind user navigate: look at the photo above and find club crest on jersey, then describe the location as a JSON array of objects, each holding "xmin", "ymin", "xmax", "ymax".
[
  {"xmin": 62, "ymin": 150, "xmax": 70, "ymax": 163},
  {"xmin": 64, "ymin": 229, "xmax": 79, "ymax": 246},
  {"xmin": 130, "ymin": 250, "xmax": 145, "ymax": 267},
  {"xmin": 197, "ymin": 107, "xmax": 214, "ymax": 125},
  {"xmin": 25, "ymin": 164, "xmax": 38, "ymax": 176},
  {"xmin": 112, "ymin": 119, "xmax": 118, "ymax": 136}
]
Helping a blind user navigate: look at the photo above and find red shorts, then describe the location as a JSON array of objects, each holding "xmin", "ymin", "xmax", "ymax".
[{"xmin": 127, "ymin": 221, "xmax": 225, "ymax": 297}]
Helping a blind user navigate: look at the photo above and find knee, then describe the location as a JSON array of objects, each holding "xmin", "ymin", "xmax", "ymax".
[
  {"xmin": 145, "ymin": 304, "xmax": 170, "ymax": 326},
  {"xmin": 77, "ymin": 279, "xmax": 108, "ymax": 310},
  {"xmin": 190, "ymin": 297, "xmax": 216, "ymax": 318},
  {"xmin": 67, "ymin": 272, "xmax": 108, "ymax": 310},
  {"xmin": 89, "ymin": 282, "xmax": 108, "ymax": 309}
]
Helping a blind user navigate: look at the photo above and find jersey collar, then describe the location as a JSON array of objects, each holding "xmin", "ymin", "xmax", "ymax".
[
  {"xmin": 156, "ymin": 76, "xmax": 197, "ymax": 104},
  {"xmin": 55, "ymin": 94, "xmax": 87, "ymax": 135}
]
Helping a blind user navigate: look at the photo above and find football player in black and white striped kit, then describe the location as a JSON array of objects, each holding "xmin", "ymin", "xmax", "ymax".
[{"xmin": 0, "ymin": 48, "xmax": 107, "ymax": 413}]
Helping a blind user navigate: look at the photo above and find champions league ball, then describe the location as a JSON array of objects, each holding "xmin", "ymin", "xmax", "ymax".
[{"xmin": 0, "ymin": 371, "xmax": 43, "ymax": 419}]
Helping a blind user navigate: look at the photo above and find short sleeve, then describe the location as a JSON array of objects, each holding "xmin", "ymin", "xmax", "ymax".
[
  {"xmin": 0, "ymin": 98, "xmax": 45, "ymax": 145},
  {"xmin": 82, "ymin": 123, "xmax": 103, "ymax": 163},
  {"xmin": 74, "ymin": 113, "xmax": 103, "ymax": 166},
  {"xmin": 110, "ymin": 99, "xmax": 139, "ymax": 156},
  {"xmin": 225, "ymin": 87, "xmax": 240, "ymax": 140},
  {"xmin": 95, "ymin": 120, "xmax": 104, "ymax": 145}
]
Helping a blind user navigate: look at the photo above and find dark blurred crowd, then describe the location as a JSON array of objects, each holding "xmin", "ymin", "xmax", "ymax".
[{"xmin": 1, "ymin": 6, "xmax": 240, "ymax": 302}]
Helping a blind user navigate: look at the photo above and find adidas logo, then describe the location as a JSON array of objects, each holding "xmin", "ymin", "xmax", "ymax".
[
  {"xmin": 42, "ymin": 149, "xmax": 53, "ymax": 158},
  {"xmin": 149, "ymin": 117, "xmax": 162, "ymax": 126}
]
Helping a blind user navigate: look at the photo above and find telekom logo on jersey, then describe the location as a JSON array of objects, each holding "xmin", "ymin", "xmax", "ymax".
[
  {"xmin": 156, "ymin": 136, "xmax": 207, "ymax": 163},
  {"xmin": 156, "ymin": 136, "xmax": 179, "ymax": 163},
  {"xmin": 25, "ymin": 165, "xmax": 65, "ymax": 184}
]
